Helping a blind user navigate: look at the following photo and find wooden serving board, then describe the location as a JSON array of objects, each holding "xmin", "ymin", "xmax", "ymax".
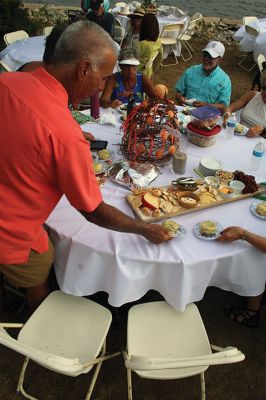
[{"xmin": 127, "ymin": 185, "xmax": 265, "ymax": 223}]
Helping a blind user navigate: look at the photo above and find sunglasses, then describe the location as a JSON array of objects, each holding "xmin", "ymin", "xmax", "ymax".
[{"xmin": 202, "ymin": 52, "xmax": 219, "ymax": 60}]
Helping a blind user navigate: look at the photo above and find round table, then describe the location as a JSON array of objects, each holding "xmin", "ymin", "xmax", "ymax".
[{"xmin": 45, "ymin": 108, "xmax": 266, "ymax": 311}]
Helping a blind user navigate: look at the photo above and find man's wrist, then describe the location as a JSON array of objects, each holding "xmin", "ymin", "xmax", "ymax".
[{"xmin": 241, "ymin": 230, "xmax": 249, "ymax": 241}]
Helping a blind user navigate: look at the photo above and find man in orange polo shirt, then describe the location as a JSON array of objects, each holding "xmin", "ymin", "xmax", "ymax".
[{"xmin": 0, "ymin": 21, "xmax": 171, "ymax": 315}]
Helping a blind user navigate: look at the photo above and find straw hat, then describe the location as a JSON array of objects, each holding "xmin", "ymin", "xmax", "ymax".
[
  {"xmin": 119, "ymin": 4, "xmax": 130, "ymax": 15},
  {"xmin": 128, "ymin": 7, "xmax": 145, "ymax": 18}
]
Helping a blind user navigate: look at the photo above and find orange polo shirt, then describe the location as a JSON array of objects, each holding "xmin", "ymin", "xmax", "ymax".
[{"xmin": 0, "ymin": 68, "xmax": 102, "ymax": 264}]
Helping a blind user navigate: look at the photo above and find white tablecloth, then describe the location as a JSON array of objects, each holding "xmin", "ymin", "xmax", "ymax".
[
  {"xmin": 0, "ymin": 36, "xmax": 46, "ymax": 71},
  {"xmin": 0, "ymin": 36, "xmax": 121, "ymax": 72},
  {"xmin": 233, "ymin": 18, "xmax": 266, "ymax": 60},
  {"xmin": 46, "ymin": 109, "xmax": 266, "ymax": 311}
]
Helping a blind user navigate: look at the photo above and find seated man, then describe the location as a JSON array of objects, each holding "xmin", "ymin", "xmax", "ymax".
[
  {"xmin": 86, "ymin": 0, "xmax": 114, "ymax": 38},
  {"xmin": 175, "ymin": 41, "xmax": 231, "ymax": 110}
]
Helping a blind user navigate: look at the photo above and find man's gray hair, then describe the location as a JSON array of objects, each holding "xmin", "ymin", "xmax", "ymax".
[{"xmin": 51, "ymin": 21, "xmax": 118, "ymax": 67}]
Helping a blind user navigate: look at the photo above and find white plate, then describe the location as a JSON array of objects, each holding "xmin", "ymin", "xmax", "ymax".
[
  {"xmin": 171, "ymin": 224, "xmax": 188, "ymax": 238},
  {"xmin": 93, "ymin": 162, "xmax": 108, "ymax": 176},
  {"xmin": 234, "ymin": 123, "xmax": 248, "ymax": 136},
  {"xmin": 250, "ymin": 203, "xmax": 266, "ymax": 220},
  {"xmin": 193, "ymin": 221, "xmax": 223, "ymax": 240},
  {"xmin": 97, "ymin": 149, "xmax": 115, "ymax": 162}
]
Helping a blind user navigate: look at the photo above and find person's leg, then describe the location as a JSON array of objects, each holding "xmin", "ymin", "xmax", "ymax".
[
  {"xmin": 0, "ymin": 239, "xmax": 54, "ymax": 315},
  {"xmin": 225, "ymin": 291, "xmax": 264, "ymax": 328},
  {"xmin": 247, "ymin": 293, "xmax": 264, "ymax": 311}
]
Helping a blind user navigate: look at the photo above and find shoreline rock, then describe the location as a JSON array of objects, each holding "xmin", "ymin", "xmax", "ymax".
[{"xmin": 24, "ymin": 2, "xmax": 242, "ymax": 44}]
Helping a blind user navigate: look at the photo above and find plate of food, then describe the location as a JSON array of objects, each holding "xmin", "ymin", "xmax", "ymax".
[
  {"xmin": 193, "ymin": 220, "xmax": 223, "ymax": 240},
  {"xmin": 97, "ymin": 149, "xmax": 115, "ymax": 162},
  {"xmin": 93, "ymin": 161, "xmax": 108, "ymax": 175},
  {"xmin": 234, "ymin": 123, "xmax": 248, "ymax": 136},
  {"xmin": 250, "ymin": 202, "xmax": 266, "ymax": 220},
  {"xmin": 162, "ymin": 220, "xmax": 187, "ymax": 238}
]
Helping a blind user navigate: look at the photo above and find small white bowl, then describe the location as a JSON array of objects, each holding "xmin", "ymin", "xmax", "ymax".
[
  {"xmin": 204, "ymin": 176, "xmax": 220, "ymax": 188},
  {"xmin": 229, "ymin": 180, "xmax": 245, "ymax": 194},
  {"xmin": 219, "ymin": 185, "xmax": 235, "ymax": 199}
]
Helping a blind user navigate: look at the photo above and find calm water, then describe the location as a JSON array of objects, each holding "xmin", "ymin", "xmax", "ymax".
[{"xmin": 25, "ymin": 0, "xmax": 266, "ymax": 19}]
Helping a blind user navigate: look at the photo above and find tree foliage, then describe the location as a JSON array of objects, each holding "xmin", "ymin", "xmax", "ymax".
[{"xmin": 0, "ymin": 0, "xmax": 39, "ymax": 50}]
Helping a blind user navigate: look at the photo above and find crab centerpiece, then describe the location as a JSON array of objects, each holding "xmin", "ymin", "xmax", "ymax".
[{"xmin": 120, "ymin": 98, "xmax": 180, "ymax": 165}]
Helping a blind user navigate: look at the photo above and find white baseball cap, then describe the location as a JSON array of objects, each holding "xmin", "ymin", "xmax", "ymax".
[
  {"xmin": 202, "ymin": 41, "xmax": 225, "ymax": 58},
  {"xmin": 118, "ymin": 58, "xmax": 140, "ymax": 66}
]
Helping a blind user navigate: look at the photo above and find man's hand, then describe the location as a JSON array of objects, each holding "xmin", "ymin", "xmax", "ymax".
[
  {"xmin": 82, "ymin": 131, "xmax": 95, "ymax": 141},
  {"xmin": 218, "ymin": 226, "xmax": 245, "ymax": 242},
  {"xmin": 175, "ymin": 92, "xmax": 186, "ymax": 106},
  {"xmin": 110, "ymin": 99, "xmax": 122, "ymax": 109},
  {"xmin": 247, "ymin": 125, "xmax": 263, "ymax": 138},
  {"xmin": 141, "ymin": 224, "xmax": 173, "ymax": 244},
  {"xmin": 193, "ymin": 100, "xmax": 207, "ymax": 108}
]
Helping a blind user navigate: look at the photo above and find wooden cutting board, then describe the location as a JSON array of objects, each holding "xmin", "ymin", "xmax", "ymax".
[{"xmin": 127, "ymin": 185, "xmax": 265, "ymax": 223}]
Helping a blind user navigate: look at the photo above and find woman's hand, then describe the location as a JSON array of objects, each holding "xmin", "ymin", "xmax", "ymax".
[
  {"xmin": 218, "ymin": 226, "xmax": 245, "ymax": 242},
  {"xmin": 82, "ymin": 131, "xmax": 95, "ymax": 141},
  {"xmin": 247, "ymin": 125, "xmax": 264, "ymax": 138},
  {"xmin": 110, "ymin": 99, "xmax": 122, "ymax": 109},
  {"xmin": 223, "ymin": 111, "xmax": 230, "ymax": 127}
]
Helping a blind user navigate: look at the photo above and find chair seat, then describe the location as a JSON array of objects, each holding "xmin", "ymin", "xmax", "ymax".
[
  {"xmin": 160, "ymin": 38, "xmax": 177, "ymax": 45},
  {"xmin": 180, "ymin": 34, "xmax": 192, "ymax": 41},
  {"xmin": 18, "ymin": 291, "xmax": 112, "ymax": 376}
]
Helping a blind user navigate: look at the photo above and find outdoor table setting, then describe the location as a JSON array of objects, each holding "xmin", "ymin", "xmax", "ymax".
[
  {"xmin": 45, "ymin": 101, "xmax": 266, "ymax": 312},
  {"xmin": 233, "ymin": 17, "xmax": 266, "ymax": 60}
]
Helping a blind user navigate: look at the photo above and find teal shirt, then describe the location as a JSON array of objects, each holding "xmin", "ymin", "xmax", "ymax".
[{"xmin": 175, "ymin": 64, "xmax": 231, "ymax": 105}]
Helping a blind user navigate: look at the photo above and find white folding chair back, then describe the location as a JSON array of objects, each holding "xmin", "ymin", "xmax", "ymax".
[
  {"xmin": 43, "ymin": 26, "xmax": 54, "ymax": 36},
  {"xmin": 124, "ymin": 301, "xmax": 245, "ymax": 400},
  {"xmin": 178, "ymin": 17, "xmax": 202, "ymax": 61},
  {"xmin": 257, "ymin": 53, "xmax": 266, "ymax": 72},
  {"xmin": 3, "ymin": 30, "xmax": 29, "ymax": 45},
  {"xmin": 114, "ymin": 24, "xmax": 125, "ymax": 45},
  {"xmin": 243, "ymin": 16, "xmax": 258, "ymax": 25},
  {"xmin": 160, "ymin": 23, "xmax": 184, "ymax": 66},
  {"xmin": 0, "ymin": 291, "xmax": 120, "ymax": 400},
  {"xmin": 0, "ymin": 61, "xmax": 12, "ymax": 72}
]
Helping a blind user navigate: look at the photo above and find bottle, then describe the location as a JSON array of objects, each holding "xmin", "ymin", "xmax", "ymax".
[
  {"xmin": 127, "ymin": 94, "xmax": 136, "ymax": 116},
  {"xmin": 250, "ymin": 140, "xmax": 264, "ymax": 170},
  {"xmin": 90, "ymin": 92, "xmax": 100, "ymax": 120},
  {"xmin": 172, "ymin": 150, "xmax": 187, "ymax": 175},
  {"xmin": 225, "ymin": 113, "xmax": 237, "ymax": 139}
]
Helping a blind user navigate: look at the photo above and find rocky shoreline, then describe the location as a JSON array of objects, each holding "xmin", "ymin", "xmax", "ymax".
[{"xmin": 24, "ymin": 2, "xmax": 242, "ymax": 45}]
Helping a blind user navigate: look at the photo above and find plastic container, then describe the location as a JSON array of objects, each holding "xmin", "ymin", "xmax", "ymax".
[
  {"xmin": 187, "ymin": 123, "xmax": 221, "ymax": 147},
  {"xmin": 229, "ymin": 180, "xmax": 245, "ymax": 194},
  {"xmin": 250, "ymin": 141, "xmax": 264, "ymax": 171},
  {"xmin": 225, "ymin": 113, "xmax": 237, "ymax": 140},
  {"xmin": 219, "ymin": 185, "xmax": 235, "ymax": 199},
  {"xmin": 190, "ymin": 106, "xmax": 221, "ymax": 129}
]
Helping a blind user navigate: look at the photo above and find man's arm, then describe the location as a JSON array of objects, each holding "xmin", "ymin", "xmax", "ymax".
[
  {"xmin": 222, "ymin": 91, "xmax": 257, "ymax": 126},
  {"xmin": 80, "ymin": 201, "xmax": 172, "ymax": 244},
  {"xmin": 175, "ymin": 71, "xmax": 187, "ymax": 105},
  {"xmin": 100, "ymin": 75, "xmax": 122, "ymax": 108}
]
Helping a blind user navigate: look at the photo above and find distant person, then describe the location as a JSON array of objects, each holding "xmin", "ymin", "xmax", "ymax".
[
  {"xmin": 175, "ymin": 41, "xmax": 231, "ymax": 110},
  {"xmin": 223, "ymin": 69, "xmax": 266, "ymax": 138},
  {"xmin": 219, "ymin": 227, "xmax": 266, "ymax": 328},
  {"xmin": 137, "ymin": 13, "xmax": 163, "ymax": 79},
  {"xmin": 86, "ymin": 0, "xmax": 114, "ymax": 37},
  {"xmin": 100, "ymin": 47, "xmax": 156, "ymax": 108},
  {"xmin": 122, "ymin": 7, "xmax": 145, "ymax": 49}
]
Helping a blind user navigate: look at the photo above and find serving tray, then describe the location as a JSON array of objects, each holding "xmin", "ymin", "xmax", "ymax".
[{"xmin": 126, "ymin": 184, "xmax": 265, "ymax": 223}]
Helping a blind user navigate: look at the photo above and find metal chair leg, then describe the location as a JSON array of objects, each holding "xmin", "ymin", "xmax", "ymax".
[
  {"xmin": 200, "ymin": 372, "xmax": 206, "ymax": 400},
  {"xmin": 84, "ymin": 341, "xmax": 106, "ymax": 400},
  {"xmin": 17, "ymin": 357, "xmax": 38, "ymax": 400},
  {"xmin": 127, "ymin": 367, "xmax": 133, "ymax": 400}
]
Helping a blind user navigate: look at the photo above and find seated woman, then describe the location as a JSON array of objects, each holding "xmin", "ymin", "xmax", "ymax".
[
  {"xmin": 223, "ymin": 69, "xmax": 266, "ymax": 138},
  {"xmin": 122, "ymin": 8, "xmax": 145, "ymax": 49},
  {"xmin": 100, "ymin": 48, "xmax": 156, "ymax": 108},
  {"xmin": 137, "ymin": 13, "xmax": 163, "ymax": 79}
]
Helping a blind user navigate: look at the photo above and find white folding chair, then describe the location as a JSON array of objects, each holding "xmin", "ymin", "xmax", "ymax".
[
  {"xmin": 159, "ymin": 23, "xmax": 184, "ymax": 66},
  {"xmin": 238, "ymin": 20, "xmax": 260, "ymax": 72},
  {"xmin": 178, "ymin": 16, "xmax": 202, "ymax": 61},
  {"xmin": 257, "ymin": 53, "xmax": 266, "ymax": 72},
  {"xmin": 114, "ymin": 23, "xmax": 125, "ymax": 45},
  {"xmin": 3, "ymin": 30, "xmax": 29, "ymax": 45},
  {"xmin": 124, "ymin": 301, "xmax": 245, "ymax": 400},
  {"xmin": 0, "ymin": 290, "xmax": 120, "ymax": 400},
  {"xmin": 0, "ymin": 61, "xmax": 12, "ymax": 72},
  {"xmin": 42, "ymin": 26, "xmax": 54, "ymax": 36},
  {"xmin": 242, "ymin": 16, "xmax": 258, "ymax": 25}
]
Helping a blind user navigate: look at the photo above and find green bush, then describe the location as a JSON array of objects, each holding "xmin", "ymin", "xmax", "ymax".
[{"xmin": 0, "ymin": 0, "xmax": 39, "ymax": 50}]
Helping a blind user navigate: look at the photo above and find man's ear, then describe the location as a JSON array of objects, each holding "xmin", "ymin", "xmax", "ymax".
[{"xmin": 77, "ymin": 60, "xmax": 92, "ymax": 80}]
